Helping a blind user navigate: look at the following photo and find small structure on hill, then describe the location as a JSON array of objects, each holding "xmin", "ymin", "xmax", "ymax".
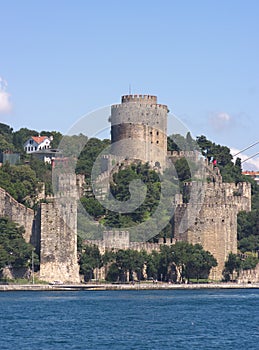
[{"xmin": 24, "ymin": 135, "xmax": 52, "ymax": 154}]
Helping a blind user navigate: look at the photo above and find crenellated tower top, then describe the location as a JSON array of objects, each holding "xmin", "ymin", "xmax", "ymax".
[{"xmin": 121, "ymin": 94, "xmax": 157, "ymax": 104}]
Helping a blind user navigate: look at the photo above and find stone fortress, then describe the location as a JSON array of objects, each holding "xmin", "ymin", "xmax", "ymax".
[
  {"xmin": 0, "ymin": 94, "xmax": 252, "ymax": 282},
  {"xmin": 86, "ymin": 94, "xmax": 251, "ymax": 280}
]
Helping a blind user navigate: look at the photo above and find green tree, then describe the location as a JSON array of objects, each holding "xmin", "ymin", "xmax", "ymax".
[
  {"xmin": 241, "ymin": 254, "xmax": 259, "ymax": 270},
  {"xmin": 0, "ymin": 217, "xmax": 37, "ymax": 272},
  {"xmin": 79, "ymin": 245, "xmax": 102, "ymax": 282},
  {"xmin": 196, "ymin": 135, "xmax": 233, "ymax": 166},
  {"xmin": 106, "ymin": 263, "xmax": 120, "ymax": 282},
  {"xmin": 29, "ymin": 158, "xmax": 53, "ymax": 195},
  {"xmin": 101, "ymin": 162, "xmax": 162, "ymax": 229},
  {"xmin": 158, "ymin": 242, "xmax": 217, "ymax": 283},
  {"xmin": 185, "ymin": 245, "xmax": 217, "ymax": 282},
  {"xmin": 12, "ymin": 127, "xmax": 38, "ymax": 152},
  {"xmin": 76, "ymin": 137, "xmax": 110, "ymax": 179},
  {"xmin": 174, "ymin": 158, "xmax": 192, "ymax": 183},
  {"xmin": 0, "ymin": 123, "xmax": 14, "ymax": 152},
  {"xmin": 223, "ymin": 252, "xmax": 241, "ymax": 281},
  {"xmin": 145, "ymin": 250, "xmax": 160, "ymax": 279},
  {"xmin": 0, "ymin": 163, "xmax": 39, "ymax": 205},
  {"xmin": 40, "ymin": 130, "xmax": 63, "ymax": 149},
  {"xmin": 167, "ymin": 133, "xmax": 197, "ymax": 152}
]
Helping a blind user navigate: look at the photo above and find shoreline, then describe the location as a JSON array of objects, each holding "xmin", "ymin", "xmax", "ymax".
[{"xmin": 1, "ymin": 282, "xmax": 259, "ymax": 292}]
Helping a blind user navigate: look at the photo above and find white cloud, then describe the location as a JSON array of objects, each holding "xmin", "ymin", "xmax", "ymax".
[
  {"xmin": 209, "ymin": 112, "xmax": 231, "ymax": 131},
  {"xmin": 231, "ymin": 147, "xmax": 259, "ymax": 171},
  {"xmin": 0, "ymin": 77, "xmax": 12, "ymax": 113}
]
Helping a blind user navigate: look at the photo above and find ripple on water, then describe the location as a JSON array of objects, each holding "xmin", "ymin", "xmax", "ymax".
[{"xmin": 0, "ymin": 289, "xmax": 258, "ymax": 350}]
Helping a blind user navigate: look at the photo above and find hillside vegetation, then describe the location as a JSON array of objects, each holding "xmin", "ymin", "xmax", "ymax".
[{"xmin": 0, "ymin": 123, "xmax": 258, "ymax": 275}]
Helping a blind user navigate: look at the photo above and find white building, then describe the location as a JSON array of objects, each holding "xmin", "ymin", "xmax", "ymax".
[
  {"xmin": 24, "ymin": 136, "xmax": 52, "ymax": 154},
  {"xmin": 243, "ymin": 171, "xmax": 259, "ymax": 185}
]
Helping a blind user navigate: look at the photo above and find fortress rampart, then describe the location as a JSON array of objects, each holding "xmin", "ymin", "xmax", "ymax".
[
  {"xmin": 39, "ymin": 197, "xmax": 79, "ymax": 283},
  {"xmin": 0, "ymin": 187, "xmax": 35, "ymax": 243},
  {"xmin": 84, "ymin": 231, "xmax": 176, "ymax": 255},
  {"xmin": 174, "ymin": 168, "xmax": 251, "ymax": 280},
  {"xmin": 39, "ymin": 172, "xmax": 80, "ymax": 283}
]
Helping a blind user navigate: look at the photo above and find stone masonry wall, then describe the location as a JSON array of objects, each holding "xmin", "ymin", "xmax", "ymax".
[
  {"xmin": 174, "ymin": 204, "xmax": 238, "ymax": 280},
  {"xmin": 0, "ymin": 187, "xmax": 35, "ymax": 243},
  {"xmin": 39, "ymin": 173, "xmax": 80, "ymax": 283},
  {"xmin": 39, "ymin": 198, "xmax": 80, "ymax": 283},
  {"xmin": 174, "ymin": 174, "xmax": 251, "ymax": 280},
  {"xmin": 238, "ymin": 263, "xmax": 259, "ymax": 283}
]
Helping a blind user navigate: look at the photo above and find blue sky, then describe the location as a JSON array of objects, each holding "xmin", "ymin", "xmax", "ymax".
[{"xmin": 0, "ymin": 0, "xmax": 258, "ymax": 169}]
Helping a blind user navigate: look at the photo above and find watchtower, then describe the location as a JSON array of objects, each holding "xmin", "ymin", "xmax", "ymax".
[
  {"xmin": 110, "ymin": 95, "xmax": 168, "ymax": 169},
  {"xmin": 39, "ymin": 172, "xmax": 80, "ymax": 283}
]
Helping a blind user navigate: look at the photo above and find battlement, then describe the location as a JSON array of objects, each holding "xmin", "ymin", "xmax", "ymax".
[
  {"xmin": 167, "ymin": 150, "xmax": 200, "ymax": 159},
  {"xmin": 102, "ymin": 230, "xmax": 130, "ymax": 249},
  {"xmin": 122, "ymin": 94, "xmax": 157, "ymax": 104},
  {"xmin": 111, "ymin": 102, "xmax": 168, "ymax": 112},
  {"xmin": 175, "ymin": 203, "xmax": 189, "ymax": 209},
  {"xmin": 176, "ymin": 202, "xmax": 239, "ymax": 210},
  {"xmin": 84, "ymin": 232, "xmax": 177, "ymax": 255},
  {"xmin": 0, "ymin": 187, "xmax": 34, "ymax": 213}
]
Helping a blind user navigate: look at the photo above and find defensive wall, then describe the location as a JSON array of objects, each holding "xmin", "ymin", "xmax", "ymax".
[
  {"xmin": 0, "ymin": 173, "xmax": 84, "ymax": 284},
  {"xmin": 39, "ymin": 172, "xmax": 81, "ymax": 283},
  {"xmin": 84, "ymin": 231, "xmax": 176, "ymax": 255},
  {"xmin": 238, "ymin": 263, "xmax": 259, "ymax": 284},
  {"xmin": 174, "ymin": 163, "xmax": 251, "ymax": 280},
  {"xmin": 39, "ymin": 197, "xmax": 79, "ymax": 283},
  {"xmin": 88, "ymin": 143, "xmax": 252, "ymax": 281},
  {"xmin": 0, "ymin": 187, "xmax": 35, "ymax": 243}
]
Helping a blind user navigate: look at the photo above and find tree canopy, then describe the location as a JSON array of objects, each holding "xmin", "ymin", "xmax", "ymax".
[
  {"xmin": 0, "ymin": 217, "xmax": 37, "ymax": 271},
  {"xmin": 78, "ymin": 241, "xmax": 218, "ymax": 283}
]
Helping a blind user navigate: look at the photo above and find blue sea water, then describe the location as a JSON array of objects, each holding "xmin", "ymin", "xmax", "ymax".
[{"xmin": 0, "ymin": 289, "xmax": 258, "ymax": 350}]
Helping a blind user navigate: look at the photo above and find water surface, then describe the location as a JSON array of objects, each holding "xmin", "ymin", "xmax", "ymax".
[{"xmin": 0, "ymin": 289, "xmax": 258, "ymax": 349}]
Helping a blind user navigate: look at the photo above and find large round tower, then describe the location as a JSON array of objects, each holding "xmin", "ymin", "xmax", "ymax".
[{"xmin": 110, "ymin": 94, "xmax": 168, "ymax": 169}]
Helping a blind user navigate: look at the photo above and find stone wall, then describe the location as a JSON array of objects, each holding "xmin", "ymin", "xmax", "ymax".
[
  {"xmin": 174, "ymin": 204, "xmax": 238, "ymax": 280},
  {"xmin": 39, "ymin": 198, "xmax": 80, "ymax": 283},
  {"xmin": 238, "ymin": 263, "xmax": 259, "ymax": 283},
  {"xmin": 86, "ymin": 154, "xmax": 252, "ymax": 281},
  {"xmin": 84, "ymin": 231, "xmax": 176, "ymax": 256},
  {"xmin": 186, "ymin": 181, "xmax": 251, "ymax": 212},
  {"xmin": 0, "ymin": 187, "xmax": 35, "ymax": 243},
  {"xmin": 39, "ymin": 172, "xmax": 80, "ymax": 283},
  {"xmin": 174, "ymin": 169, "xmax": 251, "ymax": 280}
]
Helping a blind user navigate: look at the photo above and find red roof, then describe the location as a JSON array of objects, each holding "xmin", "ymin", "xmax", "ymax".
[
  {"xmin": 31, "ymin": 136, "xmax": 48, "ymax": 144},
  {"xmin": 242, "ymin": 171, "xmax": 259, "ymax": 176}
]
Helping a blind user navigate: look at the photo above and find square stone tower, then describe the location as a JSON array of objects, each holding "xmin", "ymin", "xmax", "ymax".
[{"xmin": 39, "ymin": 173, "xmax": 80, "ymax": 283}]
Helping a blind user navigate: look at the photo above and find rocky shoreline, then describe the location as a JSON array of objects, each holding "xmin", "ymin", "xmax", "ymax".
[{"xmin": 1, "ymin": 282, "xmax": 259, "ymax": 292}]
